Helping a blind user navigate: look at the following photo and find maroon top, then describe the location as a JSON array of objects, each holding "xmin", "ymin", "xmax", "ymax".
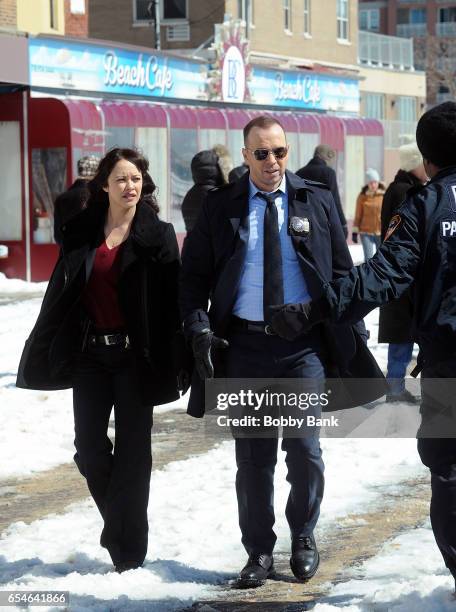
[{"xmin": 82, "ymin": 240, "xmax": 125, "ymax": 331}]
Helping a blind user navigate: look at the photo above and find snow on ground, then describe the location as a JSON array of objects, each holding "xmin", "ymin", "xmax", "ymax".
[
  {"xmin": 314, "ymin": 524, "xmax": 455, "ymax": 611},
  {"xmin": 0, "ymin": 437, "xmax": 427, "ymax": 611},
  {"xmin": 1, "ymin": 269, "xmax": 448, "ymax": 611}
]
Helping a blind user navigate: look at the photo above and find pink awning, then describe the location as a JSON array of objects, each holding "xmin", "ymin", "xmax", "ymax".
[
  {"xmin": 225, "ymin": 109, "xmax": 254, "ymax": 129},
  {"xmin": 294, "ymin": 113, "xmax": 320, "ymax": 134},
  {"xmin": 360, "ymin": 118, "xmax": 383, "ymax": 137},
  {"xmin": 165, "ymin": 106, "xmax": 198, "ymax": 129},
  {"xmin": 61, "ymin": 99, "xmax": 104, "ymax": 151},
  {"xmin": 273, "ymin": 112, "xmax": 299, "ymax": 133},
  {"xmin": 195, "ymin": 107, "xmax": 227, "ymax": 129},
  {"xmin": 314, "ymin": 115, "xmax": 344, "ymax": 150},
  {"xmin": 100, "ymin": 102, "xmax": 167, "ymax": 127}
]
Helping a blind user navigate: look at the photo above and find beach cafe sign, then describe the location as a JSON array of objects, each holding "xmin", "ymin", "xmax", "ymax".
[
  {"xmin": 28, "ymin": 35, "xmax": 359, "ymax": 112},
  {"xmin": 29, "ymin": 37, "xmax": 206, "ymax": 100}
]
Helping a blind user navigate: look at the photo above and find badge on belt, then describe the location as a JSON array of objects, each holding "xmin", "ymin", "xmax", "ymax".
[{"xmin": 289, "ymin": 216, "xmax": 310, "ymax": 236}]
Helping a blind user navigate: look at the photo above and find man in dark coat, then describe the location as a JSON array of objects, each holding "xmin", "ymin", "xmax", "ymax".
[
  {"xmin": 181, "ymin": 146, "xmax": 232, "ymax": 233},
  {"xmin": 268, "ymin": 102, "xmax": 456, "ymax": 592},
  {"xmin": 379, "ymin": 142, "xmax": 428, "ymax": 403},
  {"xmin": 296, "ymin": 144, "xmax": 348, "ymax": 238},
  {"xmin": 180, "ymin": 116, "xmax": 385, "ymax": 589},
  {"xmin": 53, "ymin": 155, "xmax": 100, "ymax": 245}
]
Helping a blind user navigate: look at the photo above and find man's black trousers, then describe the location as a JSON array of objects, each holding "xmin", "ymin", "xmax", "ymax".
[
  {"xmin": 72, "ymin": 344, "xmax": 153, "ymax": 567},
  {"xmin": 418, "ymin": 357, "xmax": 456, "ymax": 580},
  {"xmin": 225, "ymin": 324, "xmax": 326, "ymax": 556}
]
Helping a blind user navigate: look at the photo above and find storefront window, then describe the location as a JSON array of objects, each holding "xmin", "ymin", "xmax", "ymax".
[
  {"xmin": 32, "ymin": 148, "xmax": 67, "ymax": 244},
  {"xmin": 170, "ymin": 128, "xmax": 197, "ymax": 233},
  {"xmin": 136, "ymin": 127, "xmax": 169, "ymax": 219},
  {"xmin": 0, "ymin": 122, "xmax": 22, "ymax": 241}
]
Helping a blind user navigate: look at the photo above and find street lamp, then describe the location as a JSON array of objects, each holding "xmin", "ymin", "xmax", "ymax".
[{"xmin": 147, "ymin": 0, "xmax": 161, "ymax": 50}]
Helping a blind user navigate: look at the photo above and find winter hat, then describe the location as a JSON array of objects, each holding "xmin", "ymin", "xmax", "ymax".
[
  {"xmin": 365, "ymin": 168, "xmax": 380, "ymax": 183},
  {"xmin": 314, "ymin": 144, "xmax": 336, "ymax": 163},
  {"xmin": 77, "ymin": 155, "xmax": 100, "ymax": 178},
  {"xmin": 416, "ymin": 101, "xmax": 456, "ymax": 168},
  {"xmin": 399, "ymin": 142, "xmax": 422, "ymax": 172}
]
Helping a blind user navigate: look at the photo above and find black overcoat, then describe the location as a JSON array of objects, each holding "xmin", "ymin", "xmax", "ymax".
[
  {"xmin": 378, "ymin": 169, "xmax": 422, "ymax": 344},
  {"xmin": 180, "ymin": 170, "xmax": 386, "ymax": 417},
  {"xmin": 296, "ymin": 157, "xmax": 347, "ymax": 237},
  {"xmin": 17, "ymin": 199, "xmax": 181, "ymax": 407}
]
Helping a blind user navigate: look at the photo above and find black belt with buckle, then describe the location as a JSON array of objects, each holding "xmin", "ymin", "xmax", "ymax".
[
  {"xmin": 230, "ymin": 316, "xmax": 276, "ymax": 336},
  {"xmin": 88, "ymin": 333, "xmax": 130, "ymax": 347}
]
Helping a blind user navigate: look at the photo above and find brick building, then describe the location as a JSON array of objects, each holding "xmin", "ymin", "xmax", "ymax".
[
  {"xmin": 359, "ymin": 0, "xmax": 456, "ymax": 106},
  {"xmin": 65, "ymin": 0, "xmax": 88, "ymax": 38}
]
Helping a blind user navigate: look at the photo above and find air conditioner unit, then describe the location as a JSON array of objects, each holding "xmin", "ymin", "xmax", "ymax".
[{"xmin": 166, "ymin": 23, "xmax": 190, "ymax": 42}]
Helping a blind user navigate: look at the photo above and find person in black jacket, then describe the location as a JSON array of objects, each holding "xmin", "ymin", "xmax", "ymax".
[
  {"xmin": 181, "ymin": 145, "xmax": 233, "ymax": 233},
  {"xmin": 379, "ymin": 142, "xmax": 428, "ymax": 403},
  {"xmin": 17, "ymin": 148, "xmax": 185, "ymax": 573},
  {"xmin": 53, "ymin": 155, "xmax": 100, "ymax": 245},
  {"xmin": 269, "ymin": 102, "xmax": 456, "ymax": 591},
  {"xmin": 296, "ymin": 144, "xmax": 348, "ymax": 238}
]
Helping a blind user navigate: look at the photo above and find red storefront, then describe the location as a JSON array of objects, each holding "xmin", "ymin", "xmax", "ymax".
[{"xmin": 0, "ymin": 34, "xmax": 383, "ymax": 281}]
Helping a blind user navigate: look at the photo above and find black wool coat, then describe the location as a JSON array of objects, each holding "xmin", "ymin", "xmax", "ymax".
[
  {"xmin": 378, "ymin": 170, "xmax": 422, "ymax": 344},
  {"xmin": 181, "ymin": 150, "xmax": 225, "ymax": 233},
  {"xmin": 180, "ymin": 170, "xmax": 386, "ymax": 417},
  {"xmin": 296, "ymin": 157, "xmax": 347, "ymax": 238},
  {"xmin": 17, "ymin": 200, "xmax": 182, "ymax": 407}
]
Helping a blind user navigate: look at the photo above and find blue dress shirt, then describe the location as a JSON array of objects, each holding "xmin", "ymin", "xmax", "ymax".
[{"xmin": 232, "ymin": 176, "xmax": 311, "ymax": 321}]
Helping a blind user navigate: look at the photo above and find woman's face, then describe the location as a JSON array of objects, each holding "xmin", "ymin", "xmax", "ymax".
[
  {"xmin": 103, "ymin": 159, "xmax": 143, "ymax": 210},
  {"xmin": 368, "ymin": 180, "xmax": 379, "ymax": 192}
]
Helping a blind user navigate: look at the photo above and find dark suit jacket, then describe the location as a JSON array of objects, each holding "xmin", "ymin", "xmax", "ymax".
[
  {"xmin": 296, "ymin": 157, "xmax": 347, "ymax": 238},
  {"xmin": 180, "ymin": 170, "xmax": 386, "ymax": 417}
]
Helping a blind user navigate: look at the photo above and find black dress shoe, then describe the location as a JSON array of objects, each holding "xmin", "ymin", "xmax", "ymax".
[
  {"xmin": 237, "ymin": 553, "xmax": 275, "ymax": 588},
  {"xmin": 115, "ymin": 561, "xmax": 142, "ymax": 573},
  {"xmin": 290, "ymin": 535, "xmax": 319, "ymax": 581}
]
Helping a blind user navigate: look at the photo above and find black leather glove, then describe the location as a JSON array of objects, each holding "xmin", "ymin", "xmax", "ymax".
[
  {"xmin": 269, "ymin": 303, "xmax": 314, "ymax": 341},
  {"xmin": 192, "ymin": 329, "xmax": 229, "ymax": 380},
  {"xmin": 342, "ymin": 224, "xmax": 348, "ymax": 240},
  {"xmin": 352, "ymin": 232, "xmax": 358, "ymax": 244}
]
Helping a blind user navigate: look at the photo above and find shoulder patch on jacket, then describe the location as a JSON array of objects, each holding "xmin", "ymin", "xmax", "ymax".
[{"xmin": 384, "ymin": 214, "xmax": 402, "ymax": 241}]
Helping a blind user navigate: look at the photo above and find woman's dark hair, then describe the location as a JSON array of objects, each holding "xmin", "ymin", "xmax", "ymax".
[{"xmin": 87, "ymin": 147, "xmax": 159, "ymax": 213}]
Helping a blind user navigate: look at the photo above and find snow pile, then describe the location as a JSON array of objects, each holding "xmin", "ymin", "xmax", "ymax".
[
  {"xmin": 315, "ymin": 525, "xmax": 455, "ymax": 611},
  {"xmin": 0, "ymin": 272, "xmax": 47, "ymax": 299}
]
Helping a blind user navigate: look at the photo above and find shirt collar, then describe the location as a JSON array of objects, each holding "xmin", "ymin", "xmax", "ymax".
[{"xmin": 249, "ymin": 175, "xmax": 287, "ymax": 200}]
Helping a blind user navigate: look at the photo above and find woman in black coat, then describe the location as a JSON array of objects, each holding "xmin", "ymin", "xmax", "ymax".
[
  {"xmin": 378, "ymin": 142, "xmax": 427, "ymax": 402},
  {"xmin": 17, "ymin": 148, "xmax": 183, "ymax": 572}
]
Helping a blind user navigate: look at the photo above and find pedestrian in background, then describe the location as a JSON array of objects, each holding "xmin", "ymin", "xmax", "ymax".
[
  {"xmin": 229, "ymin": 162, "xmax": 249, "ymax": 183},
  {"xmin": 17, "ymin": 147, "xmax": 185, "ymax": 573},
  {"xmin": 379, "ymin": 142, "xmax": 428, "ymax": 404},
  {"xmin": 53, "ymin": 155, "xmax": 100, "ymax": 245},
  {"xmin": 296, "ymin": 144, "xmax": 348, "ymax": 238},
  {"xmin": 352, "ymin": 168, "xmax": 385, "ymax": 261},
  {"xmin": 181, "ymin": 144, "xmax": 233, "ymax": 233}
]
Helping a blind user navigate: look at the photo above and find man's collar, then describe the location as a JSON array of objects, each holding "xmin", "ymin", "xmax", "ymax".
[{"xmin": 249, "ymin": 175, "xmax": 287, "ymax": 199}]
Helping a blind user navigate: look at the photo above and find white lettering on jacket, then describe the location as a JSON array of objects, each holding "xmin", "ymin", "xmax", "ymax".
[{"xmin": 441, "ymin": 220, "xmax": 456, "ymax": 237}]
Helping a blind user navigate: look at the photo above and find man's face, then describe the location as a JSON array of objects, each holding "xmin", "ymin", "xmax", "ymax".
[{"xmin": 242, "ymin": 124, "xmax": 288, "ymax": 192}]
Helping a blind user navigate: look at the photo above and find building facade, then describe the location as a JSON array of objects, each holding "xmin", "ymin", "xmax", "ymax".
[
  {"xmin": 0, "ymin": 0, "xmax": 88, "ymax": 38},
  {"xmin": 359, "ymin": 0, "xmax": 456, "ymax": 105}
]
